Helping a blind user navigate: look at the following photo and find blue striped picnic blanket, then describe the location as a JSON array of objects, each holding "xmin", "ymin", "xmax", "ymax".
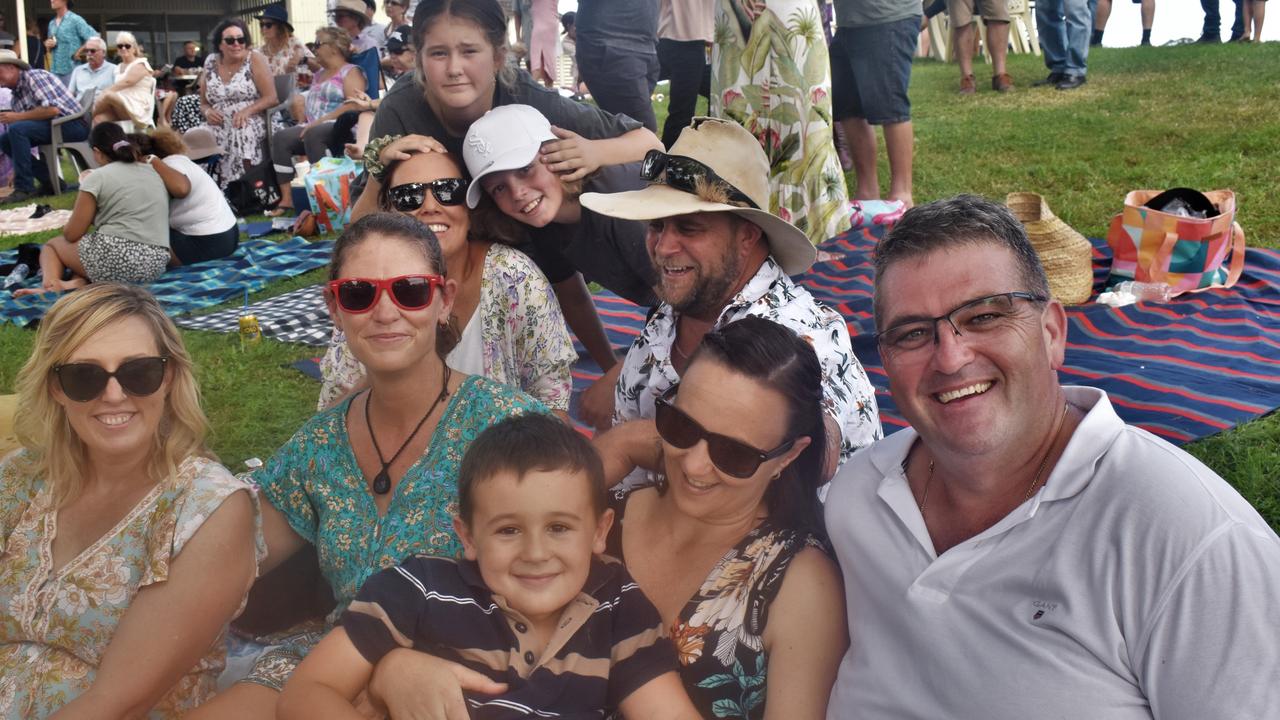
[
  {"xmin": 0, "ymin": 237, "xmax": 333, "ymax": 327},
  {"xmin": 571, "ymin": 226, "xmax": 1280, "ymax": 445}
]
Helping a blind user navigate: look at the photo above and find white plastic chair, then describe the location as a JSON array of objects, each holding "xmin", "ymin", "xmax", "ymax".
[{"xmin": 38, "ymin": 87, "xmax": 99, "ymax": 194}]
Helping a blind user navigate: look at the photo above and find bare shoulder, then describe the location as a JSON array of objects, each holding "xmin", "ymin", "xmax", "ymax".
[{"xmin": 772, "ymin": 545, "xmax": 845, "ymax": 622}]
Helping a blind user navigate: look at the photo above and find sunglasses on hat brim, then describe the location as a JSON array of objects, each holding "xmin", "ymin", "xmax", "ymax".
[
  {"xmin": 54, "ymin": 356, "xmax": 169, "ymax": 403},
  {"xmin": 640, "ymin": 149, "xmax": 759, "ymax": 210},
  {"xmin": 654, "ymin": 396, "xmax": 793, "ymax": 479}
]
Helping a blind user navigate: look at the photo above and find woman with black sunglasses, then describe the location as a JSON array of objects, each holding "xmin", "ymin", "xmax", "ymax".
[
  {"xmin": 199, "ymin": 18, "xmax": 278, "ymax": 189},
  {"xmin": 188, "ymin": 212, "xmax": 546, "ymax": 718},
  {"xmin": 366, "ymin": 316, "xmax": 848, "ymax": 719},
  {"xmin": 317, "ymin": 150, "xmax": 577, "ymax": 417},
  {"xmin": 0, "ymin": 283, "xmax": 259, "ymax": 716}
]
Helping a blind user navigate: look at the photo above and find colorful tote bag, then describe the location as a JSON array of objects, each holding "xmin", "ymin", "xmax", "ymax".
[
  {"xmin": 1105, "ymin": 189, "xmax": 1245, "ymax": 296},
  {"xmin": 304, "ymin": 157, "xmax": 361, "ymax": 236}
]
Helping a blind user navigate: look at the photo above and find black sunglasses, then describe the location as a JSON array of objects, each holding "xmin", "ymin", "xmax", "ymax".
[
  {"xmin": 259, "ymin": 21, "xmax": 277, "ymax": 29},
  {"xmin": 54, "ymin": 356, "xmax": 169, "ymax": 403},
  {"xmin": 640, "ymin": 150, "xmax": 759, "ymax": 210},
  {"xmin": 387, "ymin": 179, "xmax": 468, "ymax": 212},
  {"xmin": 116, "ymin": 43, "xmax": 133, "ymax": 50},
  {"xmin": 221, "ymin": 35, "xmax": 249, "ymax": 46},
  {"xmin": 327, "ymin": 274, "xmax": 445, "ymax": 313},
  {"xmin": 654, "ymin": 397, "xmax": 793, "ymax": 479}
]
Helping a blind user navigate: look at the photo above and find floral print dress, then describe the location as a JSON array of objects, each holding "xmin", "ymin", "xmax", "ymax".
[
  {"xmin": 0, "ymin": 451, "xmax": 259, "ymax": 718},
  {"xmin": 712, "ymin": 0, "xmax": 851, "ymax": 246},
  {"xmin": 203, "ymin": 53, "xmax": 267, "ymax": 188},
  {"xmin": 243, "ymin": 376, "xmax": 546, "ymax": 689},
  {"xmin": 607, "ymin": 485, "xmax": 826, "ymax": 719},
  {"xmin": 318, "ymin": 243, "xmax": 577, "ymax": 412}
]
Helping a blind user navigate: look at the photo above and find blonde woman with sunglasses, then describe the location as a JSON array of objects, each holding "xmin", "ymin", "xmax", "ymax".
[
  {"xmin": 91, "ymin": 31, "xmax": 155, "ymax": 128},
  {"xmin": 0, "ymin": 283, "xmax": 259, "ymax": 717}
]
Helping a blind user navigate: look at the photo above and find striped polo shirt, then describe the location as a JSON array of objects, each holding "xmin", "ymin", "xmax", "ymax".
[{"xmin": 342, "ymin": 555, "xmax": 676, "ymax": 718}]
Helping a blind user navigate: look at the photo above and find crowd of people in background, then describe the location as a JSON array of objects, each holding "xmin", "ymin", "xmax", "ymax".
[{"xmin": 0, "ymin": 0, "xmax": 1277, "ymax": 718}]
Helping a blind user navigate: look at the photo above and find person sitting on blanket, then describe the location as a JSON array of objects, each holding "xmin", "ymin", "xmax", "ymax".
[
  {"xmin": 580, "ymin": 117, "xmax": 881, "ymax": 480},
  {"xmin": 186, "ymin": 212, "xmax": 547, "ymax": 720},
  {"xmin": 130, "ymin": 128, "xmax": 239, "ymax": 267},
  {"xmin": 278, "ymin": 413, "xmax": 704, "ymax": 720},
  {"xmin": 823, "ymin": 194, "xmax": 1280, "ymax": 719},
  {"xmin": 317, "ymin": 149, "xmax": 578, "ymax": 418},
  {"xmin": 14, "ymin": 124, "xmax": 170, "ymax": 297},
  {"xmin": 0, "ymin": 282, "xmax": 259, "ymax": 717},
  {"xmin": 463, "ymin": 104, "xmax": 659, "ymax": 380}
]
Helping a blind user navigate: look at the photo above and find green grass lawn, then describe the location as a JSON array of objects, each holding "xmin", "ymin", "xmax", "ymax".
[{"xmin": 2, "ymin": 40, "xmax": 1277, "ymax": 527}]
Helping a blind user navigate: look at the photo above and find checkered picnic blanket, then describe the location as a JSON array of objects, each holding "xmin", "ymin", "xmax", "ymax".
[
  {"xmin": 0, "ymin": 237, "xmax": 333, "ymax": 327},
  {"xmin": 175, "ymin": 285, "xmax": 334, "ymax": 346}
]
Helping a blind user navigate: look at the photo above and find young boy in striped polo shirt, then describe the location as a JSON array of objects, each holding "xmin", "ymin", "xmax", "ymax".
[{"xmin": 279, "ymin": 414, "xmax": 702, "ymax": 719}]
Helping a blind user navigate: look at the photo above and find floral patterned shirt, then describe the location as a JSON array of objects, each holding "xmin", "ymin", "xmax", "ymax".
[
  {"xmin": 613, "ymin": 256, "xmax": 882, "ymax": 462},
  {"xmin": 0, "ymin": 451, "xmax": 258, "ymax": 718},
  {"xmin": 606, "ymin": 484, "xmax": 825, "ymax": 719},
  {"xmin": 257, "ymin": 375, "xmax": 546, "ymax": 617},
  {"xmin": 318, "ymin": 243, "xmax": 577, "ymax": 412}
]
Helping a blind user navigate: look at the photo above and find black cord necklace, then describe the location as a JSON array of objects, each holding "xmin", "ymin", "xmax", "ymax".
[{"xmin": 364, "ymin": 363, "xmax": 451, "ymax": 495}]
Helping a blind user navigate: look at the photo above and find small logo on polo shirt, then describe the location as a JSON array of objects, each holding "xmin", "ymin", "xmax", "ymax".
[{"xmin": 1031, "ymin": 600, "xmax": 1058, "ymax": 621}]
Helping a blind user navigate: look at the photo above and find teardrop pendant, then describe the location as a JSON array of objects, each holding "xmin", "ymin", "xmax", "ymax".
[{"xmin": 372, "ymin": 468, "xmax": 392, "ymax": 495}]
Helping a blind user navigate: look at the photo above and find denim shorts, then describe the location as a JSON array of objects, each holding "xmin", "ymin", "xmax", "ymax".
[{"xmin": 830, "ymin": 17, "xmax": 921, "ymax": 125}]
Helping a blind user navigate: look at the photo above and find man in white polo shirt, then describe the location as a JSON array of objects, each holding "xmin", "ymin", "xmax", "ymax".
[{"xmin": 824, "ymin": 194, "xmax": 1280, "ymax": 719}]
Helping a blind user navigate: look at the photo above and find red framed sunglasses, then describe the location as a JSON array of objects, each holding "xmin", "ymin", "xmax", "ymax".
[{"xmin": 327, "ymin": 274, "xmax": 445, "ymax": 313}]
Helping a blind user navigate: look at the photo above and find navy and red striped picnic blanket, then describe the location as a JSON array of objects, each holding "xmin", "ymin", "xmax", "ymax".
[{"xmin": 572, "ymin": 226, "xmax": 1280, "ymax": 445}]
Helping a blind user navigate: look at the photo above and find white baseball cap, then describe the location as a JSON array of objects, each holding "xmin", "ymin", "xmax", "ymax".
[{"xmin": 462, "ymin": 104, "xmax": 557, "ymax": 209}]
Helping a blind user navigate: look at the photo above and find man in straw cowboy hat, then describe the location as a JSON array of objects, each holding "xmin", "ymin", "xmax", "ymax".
[
  {"xmin": 823, "ymin": 195, "xmax": 1280, "ymax": 719},
  {"xmin": 581, "ymin": 117, "xmax": 881, "ymax": 476},
  {"xmin": 0, "ymin": 48, "xmax": 87, "ymax": 204}
]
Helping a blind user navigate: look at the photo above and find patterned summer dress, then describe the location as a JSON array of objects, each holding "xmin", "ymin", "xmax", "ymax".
[
  {"xmin": 607, "ymin": 484, "xmax": 826, "ymax": 719},
  {"xmin": 242, "ymin": 376, "xmax": 547, "ymax": 688},
  {"xmin": 203, "ymin": 53, "xmax": 267, "ymax": 188},
  {"xmin": 0, "ymin": 451, "xmax": 259, "ymax": 718},
  {"xmin": 711, "ymin": 0, "xmax": 851, "ymax": 246}
]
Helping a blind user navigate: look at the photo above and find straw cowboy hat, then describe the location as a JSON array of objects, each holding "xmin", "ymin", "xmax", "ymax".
[
  {"xmin": 0, "ymin": 49, "xmax": 30, "ymax": 71},
  {"xmin": 580, "ymin": 117, "xmax": 816, "ymax": 275},
  {"xmin": 332, "ymin": 0, "xmax": 371, "ymax": 28}
]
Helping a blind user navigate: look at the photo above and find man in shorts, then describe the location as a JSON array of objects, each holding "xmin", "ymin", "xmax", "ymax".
[
  {"xmin": 950, "ymin": 0, "xmax": 1013, "ymax": 93},
  {"xmin": 829, "ymin": 0, "xmax": 920, "ymax": 208}
]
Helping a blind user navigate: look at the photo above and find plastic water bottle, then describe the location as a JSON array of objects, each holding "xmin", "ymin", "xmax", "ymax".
[
  {"xmin": 1115, "ymin": 281, "xmax": 1174, "ymax": 303},
  {"xmin": 2, "ymin": 263, "xmax": 30, "ymax": 289}
]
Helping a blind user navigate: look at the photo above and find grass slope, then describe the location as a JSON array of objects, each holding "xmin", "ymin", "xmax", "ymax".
[{"xmin": 1, "ymin": 41, "xmax": 1276, "ymax": 525}]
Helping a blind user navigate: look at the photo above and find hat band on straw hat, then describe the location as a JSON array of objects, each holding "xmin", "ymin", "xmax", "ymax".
[{"xmin": 639, "ymin": 149, "xmax": 761, "ymax": 210}]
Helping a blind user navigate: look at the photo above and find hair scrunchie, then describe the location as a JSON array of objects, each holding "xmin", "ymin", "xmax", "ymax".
[{"xmin": 112, "ymin": 140, "xmax": 131, "ymax": 151}]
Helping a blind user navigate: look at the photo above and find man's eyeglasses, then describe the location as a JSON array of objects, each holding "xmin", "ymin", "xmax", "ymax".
[
  {"xmin": 84, "ymin": 48, "xmax": 102, "ymax": 54},
  {"xmin": 327, "ymin": 274, "xmax": 445, "ymax": 313},
  {"xmin": 54, "ymin": 356, "xmax": 169, "ymax": 402},
  {"xmin": 221, "ymin": 36, "xmax": 249, "ymax": 46},
  {"xmin": 654, "ymin": 397, "xmax": 793, "ymax": 479},
  {"xmin": 875, "ymin": 292, "xmax": 1049, "ymax": 356},
  {"xmin": 387, "ymin": 179, "xmax": 468, "ymax": 212},
  {"xmin": 640, "ymin": 149, "xmax": 759, "ymax": 210}
]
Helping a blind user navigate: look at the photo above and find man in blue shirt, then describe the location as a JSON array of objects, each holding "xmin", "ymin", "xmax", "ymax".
[
  {"xmin": 0, "ymin": 50, "xmax": 87, "ymax": 202},
  {"xmin": 66, "ymin": 36, "xmax": 115, "ymax": 99}
]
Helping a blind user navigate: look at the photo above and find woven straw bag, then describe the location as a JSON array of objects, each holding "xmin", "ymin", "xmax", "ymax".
[{"xmin": 1006, "ymin": 192, "xmax": 1093, "ymax": 304}]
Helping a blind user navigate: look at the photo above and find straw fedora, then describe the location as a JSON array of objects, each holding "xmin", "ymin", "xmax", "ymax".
[
  {"xmin": 0, "ymin": 49, "xmax": 30, "ymax": 71},
  {"xmin": 580, "ymin": 118, "xmax": 816, "ymax": 276},
  {"xmin": 332, "ymin": 0, "xmax": 371, "ymax": 28},
  {"xmin": 182, "ymin": 126, "xmax": 224, "ymax": 161},
  {"xmin": 1006, "ymin": 192, "xmax": 1093, "ymax": 304}
]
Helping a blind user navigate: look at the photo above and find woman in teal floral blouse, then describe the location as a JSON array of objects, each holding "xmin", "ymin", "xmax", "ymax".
[{"xmin": 194, "ymin": 213, "xmax": 546, "ymax": 719}]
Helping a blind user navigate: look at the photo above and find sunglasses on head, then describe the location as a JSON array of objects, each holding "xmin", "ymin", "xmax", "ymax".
[
  {"xmin": 54, "ymin": 356, "xmax": 169, "ymax": 403},
  {"xmin": 640, "ymin": 150, "xmax": 759, "ymax": 210},
  {"xmin": 327, "ymin": 274, "xmax": 445, "ymax": 313},
  {"xmin": 654, "ymin": 396, "xmax": 793, "ymax": 479},
  {"xmin": 221, "ymin": 35, "xmax": 249, "ymax": 45},
  {"xmin": 387, "ymin": 179, "xmax": 468, "ymax": 212},
  {"xmin": 116, "ymin": 43, "xmax": 133, "ymax": 50}
]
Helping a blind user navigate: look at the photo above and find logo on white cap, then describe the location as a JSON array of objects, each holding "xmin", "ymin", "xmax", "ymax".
[{"xmin": 468, "ymin": 134, "xmax": 491, "ymax": 157}]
